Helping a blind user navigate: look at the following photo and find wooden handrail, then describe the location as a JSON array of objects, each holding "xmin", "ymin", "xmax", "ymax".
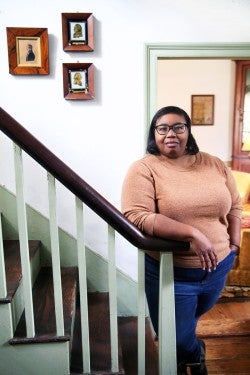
[{"xmin": 0, "ymin": 107, "xmax": 189, "ymax": 252}]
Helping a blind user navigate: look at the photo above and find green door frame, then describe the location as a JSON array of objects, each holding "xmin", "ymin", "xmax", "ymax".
[{"xmin": 144, "ymin": 42, "xmax": 250, "ymax": 143}]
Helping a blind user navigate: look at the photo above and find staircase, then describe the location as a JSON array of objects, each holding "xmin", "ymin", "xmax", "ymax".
[
  {"xmin": 1, "ymin": 239, "xmax": 123, "ymax": 374},
  {"xmin": 0, "ymin": 238, "xmax": 158, "ymax": 375},
  {"xmin": 0, "ymin": 107, "xmax": 189, "ymax": 375}
]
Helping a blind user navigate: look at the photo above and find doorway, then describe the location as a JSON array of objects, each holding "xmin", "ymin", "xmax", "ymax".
[{"xmin": 145, "ymin": 42, "xmax": 250, "ymax": 127}]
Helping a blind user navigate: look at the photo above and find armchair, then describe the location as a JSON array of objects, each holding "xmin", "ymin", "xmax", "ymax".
[{"xmin": 226, "ymin": 170, "xmax": 250, "ymax": 288}]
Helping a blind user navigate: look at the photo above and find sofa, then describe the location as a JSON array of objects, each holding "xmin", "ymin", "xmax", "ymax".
[{"xmin": 226, "ymin": 170, "xmax": 250, "ymax": 288}]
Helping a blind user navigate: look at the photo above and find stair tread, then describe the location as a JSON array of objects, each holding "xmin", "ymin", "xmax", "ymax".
[
  {"xmin": 1, "ymin": 240, "xmax": 40, "ymax": 303},
  {"xmin": 118, "ymin": 316, "xmax": 159, "ymax": 375},
  {"xmin": 10, "ymin": 266, "xmax": 78, "ymax": 344},
  {"xmin": 70, "ymin": 291, "xmax": 125, "ymax": 374}
]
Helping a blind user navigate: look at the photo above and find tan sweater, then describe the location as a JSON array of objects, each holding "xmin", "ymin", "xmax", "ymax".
[{"xmin": 121, "ymin": 152, "xmax": 242, "ymax": 268}]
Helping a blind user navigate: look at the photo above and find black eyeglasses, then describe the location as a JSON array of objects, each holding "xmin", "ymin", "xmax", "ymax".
[{"xmin": 155, "ymin": 123, "xmax": 187, "ymax": 135}]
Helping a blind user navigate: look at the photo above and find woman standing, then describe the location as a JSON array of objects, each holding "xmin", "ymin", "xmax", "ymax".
[{"xmin": 121, "ymin": 106, "xmax": 242, "ymax": 374}]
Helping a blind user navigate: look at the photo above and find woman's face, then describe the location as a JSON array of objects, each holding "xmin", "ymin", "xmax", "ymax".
[{"xmin": 154, "ymin": 113, "xmax": 189, "ymax": 159}]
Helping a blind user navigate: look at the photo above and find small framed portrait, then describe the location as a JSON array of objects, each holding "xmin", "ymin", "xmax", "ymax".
[
  {"xmin": 62, "ymin": 63, "xmax": 94, "ymax": 100},
  {"xmin": 62, "ymin": 13, "xmax": 94, "ymax": 52},
  {"xmin": 191, "ymin": 95, "xmax": 215, "ymax": 125},
  {"xmin": 69, "ymin": 21, "xmax": 86, "ymax": 44},
  {"xmin": 6, "ymin": 27, "xmax": 49, "ymax": 75}
]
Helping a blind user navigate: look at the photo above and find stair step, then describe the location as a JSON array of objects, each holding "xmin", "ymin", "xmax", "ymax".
[
  {"xmin": 0, "ymin": 240, "xmax": 40, "ymax": 303},
  {"xmin": 118, "ymin": 316, "xmax": 159, "ymax": 375},
  {"xmin": 70, "ymin": 291, "xmax": 125, "ymax": 375},
  {"xmin": 9, "ymin": 266, "xmax": 78, "ymax": 344}
]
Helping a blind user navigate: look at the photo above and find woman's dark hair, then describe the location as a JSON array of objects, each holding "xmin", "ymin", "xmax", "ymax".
[{"xmin": 146, "ymin": 106, "xmax": 199, "ymax": 155}]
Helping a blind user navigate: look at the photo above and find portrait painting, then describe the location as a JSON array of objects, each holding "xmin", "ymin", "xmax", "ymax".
[
  {"xmin": 6, "ymin": 27, "xmax": 49, "ymax": 75},
  {"xmin": 69, "ymin": 21, "xmax": 86, "ymax": 44},
  {"xmin": 61, "ymin": 13, "xmax": 94, "ymax": 52},
  {"xmin": 63, "ymin": 62, "xmax": 94, "ymax": 100},
  {"xmin": 69, "ymin": 70, "xmax": 87, "ymax": 92},
  {"xmin": 191, "ymin": 95, "xmax": 214, "ymax": 125},
  {"xmin": 16, "ymin": 37, "xmax": 41, "ymax": 67}
]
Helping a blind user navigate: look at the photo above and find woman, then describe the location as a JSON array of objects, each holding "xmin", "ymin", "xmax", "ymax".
[{"xmin": 121, "ymin": 106, "xmax": 242, "ymax": 374}]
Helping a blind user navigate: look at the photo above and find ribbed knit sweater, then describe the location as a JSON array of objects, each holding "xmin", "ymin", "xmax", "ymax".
[{"xmin": 121, "ymin": 152, "xmax": 242, "ymax": 268}]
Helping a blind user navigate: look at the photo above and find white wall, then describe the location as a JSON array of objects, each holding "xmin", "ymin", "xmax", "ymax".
[
  {"xmin": 1, "ymin": 0, "xmax": 250, "ymax": 279},
  {"xmin": 157, "ymin": 59, "xmax": 236, "ymax": 161}
]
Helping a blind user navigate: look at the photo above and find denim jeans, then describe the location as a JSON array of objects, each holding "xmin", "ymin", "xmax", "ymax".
[{"xmin": 145, "ymin": 250, "xmax": 236, "ymax": 364}]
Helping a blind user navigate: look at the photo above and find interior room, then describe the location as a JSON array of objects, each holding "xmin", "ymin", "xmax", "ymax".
[{"xmin": 0, "ymin": 1, "xmax": 250, "ymax": 374}]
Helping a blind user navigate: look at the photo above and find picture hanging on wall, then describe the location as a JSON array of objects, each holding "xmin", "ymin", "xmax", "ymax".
[
  {"xmin": 6, "ymin": 27, "xmax": 49, "ymax": 75},
  {"xmin": 191, "ymin": 95, "xmax": 214, "ymax": 125},
  {"xmin": 61, "ymin": 13, "xmax": 94, "ymax": 52},
  {"xmin": 62, "ymin": 63, "xmax": 94, "ymax": 100}
]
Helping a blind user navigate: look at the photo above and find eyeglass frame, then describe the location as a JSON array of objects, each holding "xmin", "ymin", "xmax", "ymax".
[{"xmin": 154, "ymin": 122, "xmax": 187, "ymax": 135}]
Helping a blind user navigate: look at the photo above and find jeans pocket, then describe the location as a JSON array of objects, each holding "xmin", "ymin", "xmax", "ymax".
[{"xmin": 230, "ymin": 249, "xmax": 237, "ymax": 257}]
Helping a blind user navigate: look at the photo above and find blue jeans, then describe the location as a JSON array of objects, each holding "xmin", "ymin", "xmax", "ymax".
[{"xmin": 145, "ymin": 251, "xmax": 236, "ymax": 364}]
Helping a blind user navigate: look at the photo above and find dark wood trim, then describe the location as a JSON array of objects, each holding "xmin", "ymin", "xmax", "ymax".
[{"xmin": 232, "ymin": 60, "xmax": 250, "ymax": 172}]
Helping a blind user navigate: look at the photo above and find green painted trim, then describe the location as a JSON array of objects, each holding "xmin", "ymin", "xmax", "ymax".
[
  {"xmin": 0, "ymin": 184, "xmax": 78, "ymax": 266},
  {"xmin": 0, "ymin": 184, "xmax": 138, "ymax": 315},
  {"xmin": 145, "ymin": 42, "xmax": 250, "ymax": 133},
  {"xmin": 0, "ymin": 342, "xmax": 70, "ymax": 375}
]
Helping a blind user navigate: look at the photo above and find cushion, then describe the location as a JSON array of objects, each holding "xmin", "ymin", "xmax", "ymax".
[
  {"xmin": 231, "ymin": 170, "xmax": 250, "ymax": 205},
  {"xmin": 242, "ymin": 216, "xmax": 250, "ymax": 228}
]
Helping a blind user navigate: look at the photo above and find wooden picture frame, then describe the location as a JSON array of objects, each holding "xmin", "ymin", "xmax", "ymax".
[
  {"xmin": 62, "ymin": 63, "xmax": 94, "ymax": 100},
  {"xmin": 61, "ymin": 13, "xmax": 94, "ymax": 52},
  {"xmin": 6, "ymin": 27, "xmax": 49, "ymax": 75},
  {"xmin": 191, "ymin": 95, "xmax": 214, "ymax": 125}
]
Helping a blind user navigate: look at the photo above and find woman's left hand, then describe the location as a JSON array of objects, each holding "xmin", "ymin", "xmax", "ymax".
[{"xmin": 190, "ymin": 229, "xmax": 218, "ymax": 272}]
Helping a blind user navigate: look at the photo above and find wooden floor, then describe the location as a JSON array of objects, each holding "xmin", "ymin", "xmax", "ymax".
[
  {"xmin": 119, "ymin": 300, "xmax": 250, "ymax": 375},
  {"xmin": 197, "ymin": 300, "xmax": 250, "ymax": 375}
]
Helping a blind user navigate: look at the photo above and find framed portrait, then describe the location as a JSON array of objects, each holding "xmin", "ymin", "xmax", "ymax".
[
  {"xmin": 6, "ymin": 27, "xmax": 49, "ymax": 75},
  {"xmin": 61, "ymin": 13, "xmax": 94, "ymax": 52},
  {"xmin": 62, "ymin": 63, "xmax": 94, "ymax": 100},
  {"xmin": 191, "ymin": 95, "xmax": 214, "ymax": 125}
]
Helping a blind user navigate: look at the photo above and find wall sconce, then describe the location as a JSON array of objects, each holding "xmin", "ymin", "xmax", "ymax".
[{"xmin": 242, "ymin": 132, "xmax": 250, "ymax": 155}]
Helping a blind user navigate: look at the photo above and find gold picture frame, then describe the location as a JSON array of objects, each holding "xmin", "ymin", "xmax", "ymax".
[
  {"xmin": 61, "ymin": 13, "xmax": 94, "ymax": 52},
  {"xmin": 191, "ymin": 95, "xmax": 214, "ymax": 125},
  {"xmin": 62, "ymin": 63, "xmax": 94, "ymax": 100},
  {"xmin": 6, "ymin": 27, "xmax": 49, "ymax": 75}
]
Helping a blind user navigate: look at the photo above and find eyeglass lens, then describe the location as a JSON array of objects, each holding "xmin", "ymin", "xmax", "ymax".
[{"xmin": 155, "ymin": 123, "xmax": 186, "ymax": 135}]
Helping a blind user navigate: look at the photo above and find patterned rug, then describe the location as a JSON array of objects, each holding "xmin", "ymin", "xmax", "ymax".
[{"xmin": 220, "ymin": 285, "xmax": 250, "ymax": 300}]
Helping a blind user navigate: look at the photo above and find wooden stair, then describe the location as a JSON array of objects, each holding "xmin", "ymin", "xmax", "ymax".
[
  {"xmin": 0, "ymin": 240, "xmax": 40, "ymax": 304},
  {"xmin": 118, "ymin": 316, "xmax": 158, "ymax": 375},
  {"xmin": 2, "ymin": 239, "xmax": 250, "ymax": 374},
  {"xmin": 9, "ymin": 266, "xmax": 78, "ymax": 344},
  {"xmin": 2, "ymin": 240, "xmax": 126, "ymax": 374},
  {"xmin": 71, "ymin": 294, "xmax": 159, "ymax": 375},
  {"xmin": 71, "ymin": 291, "xmax": 125, "ymax": 374}
]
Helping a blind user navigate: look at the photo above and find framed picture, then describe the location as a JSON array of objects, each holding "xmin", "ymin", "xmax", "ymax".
[
  {"xmin": 191, "ymin": 95, "xmax": 214, "ymax": 125},
  {"xmin": 61, "ymin": 13, "xmax": 94, "ymax": 52},
  {"xmin": 6, "ymin": 27, "xmax": 49, "ymax": 75},
  {"xmin": 62, "ymin": 63, "xmax": 94, "ymax": 100}
]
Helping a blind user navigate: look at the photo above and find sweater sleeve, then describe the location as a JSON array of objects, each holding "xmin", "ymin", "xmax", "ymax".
[
  {"xmin": 225, "ymin": 166, "xmax": 242, "ymax": 218},
  {"xmin": 121, "ymin": 160, "xmax": 156, "ymax": 236}
]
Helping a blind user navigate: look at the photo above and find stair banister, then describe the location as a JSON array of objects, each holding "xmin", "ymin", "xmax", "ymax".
[
  {"xmin": 14, "ymin": 144, "xmax": 35, "ymax": 337},
  {"xmin": 47, "ymin": 173, "xmax": 65, "ymax": 336},
  {"xmin": 0, "ymin": 107, "xmax": 189, "ymax": 254},
  {"xmin": 0, "ymin": 214, "xmax": 7, "ymax": 299},
  {"xmin": 0, "ymin": 106, "xmax": 190, "ymax": 374},
  {"xmin": 108, "ymin": 225, "xmax": 119, "ymax": 373},
  {"xmin": 75, "ymin": 197, "xmax": 91, "ymax": 373}
]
